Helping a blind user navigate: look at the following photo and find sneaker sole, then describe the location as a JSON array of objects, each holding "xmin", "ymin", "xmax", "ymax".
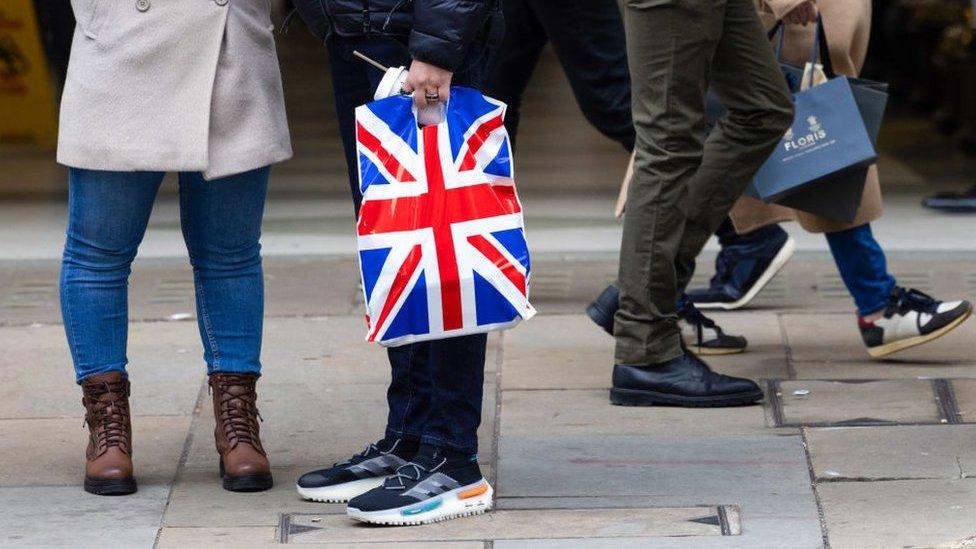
[
  {"xmin": 867, "ymin": 305, "xmax": 973, "ymax": 358},
  {"xmin": 297, "ymin": 476, "xmax": 389, "ymax": 503},
  {"xmin": 609, "ymin": 387, "xmax": 764, "ymax": 408},
  {"xmin": 347, "ymin": 481, "xmax": 493, "ymax": 526},
  {"xmin": 689, "ymin": 345, "xmax": 746, "ymax": 356},
  {"xmin": 695, "ymin": 236, "xmax": 795, "ymax": 311}
]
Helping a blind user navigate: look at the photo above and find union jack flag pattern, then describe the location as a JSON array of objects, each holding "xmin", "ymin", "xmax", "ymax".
[{"xmin": 355, "ymin": 86, "xmax": 536, "ymax": 346}]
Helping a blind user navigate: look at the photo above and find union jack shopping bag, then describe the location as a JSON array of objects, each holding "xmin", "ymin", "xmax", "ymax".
[{"xmin": 354, "ymin": 86, "xmax": 536, "ymax": 346}]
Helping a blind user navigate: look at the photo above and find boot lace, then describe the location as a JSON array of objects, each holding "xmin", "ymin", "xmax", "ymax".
[
  {"xmin": 84, "ymin": 380, "xmax": 131, "ymax": 454},
  {"xmin": 212, "ymin": 374, "xmax": 263, "ymax": 450}
]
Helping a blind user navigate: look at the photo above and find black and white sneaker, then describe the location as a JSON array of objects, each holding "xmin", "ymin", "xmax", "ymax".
[
  {"xmin": 296, "ymin": 438, "xmax": 415, "ymax": 503},
  {"xmin": 859, "ymin": 287, "xmax": 972, "ymax": 358},
  {"xmin": 679, "ymin": 298, "xmax": 748, "ymax": 355},
  {"xmin": 346, "ymin": 445, "xmax": 493, "ymax": 526}
]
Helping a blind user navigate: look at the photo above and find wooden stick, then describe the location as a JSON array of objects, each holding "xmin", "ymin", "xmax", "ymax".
[{"xmin": 352, "ymin": 50, "xmax": 389, "ymax": 72}]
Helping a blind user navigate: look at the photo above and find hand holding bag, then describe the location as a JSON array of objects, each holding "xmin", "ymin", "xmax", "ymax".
[{"xmin": 355, "ymin": 87, "xmax": 536, "ymax": 346}]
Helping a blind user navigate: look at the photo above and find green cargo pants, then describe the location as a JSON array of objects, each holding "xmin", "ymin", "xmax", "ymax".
[{"xmin": 614, "ymin": 0, "xmax": 795, "ymax": 366}]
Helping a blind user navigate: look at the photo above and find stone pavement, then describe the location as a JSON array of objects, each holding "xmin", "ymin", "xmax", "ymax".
[{"xmin": 2, "ymin": 247, "xmax": 976, "ymax": 548}]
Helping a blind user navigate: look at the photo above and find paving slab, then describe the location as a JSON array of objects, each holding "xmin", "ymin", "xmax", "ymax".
[
  {"xmin": 261, "ymin": 316, "xmax": 498, "ymax": 383},
  {"xmin": 497, "ymin": 434, "xmax": 818, "ymax": 520},
  {"xmin": 951, "ymin": 379, "xmax": 976, "ymax": 424},
  {"xmin": 502, "ymin": 314, "xmax": 787, "ymax": 391},
  {"xmin": 0, "ymin": 322, "xmax": 204, "ymax": 419},
  {"xmin": 0, "ymin": 484, "xmax": 169, "ymax": 548},
  {"xmin": 775, "ymin": 379, "xmax": 942, "ymax": 426},
  {"xmin": 0, "ymin": 415, "xmax": 190, "ymax": 487},
  {"xmin": 782, "ymin": 313, "xmax": 976, "ymax": 364},
  {"xmin": 497, "ymin": 435, "xmax": 822, "ymax": 546},
  {"xmin": 792, "ymin": 360, "xmax": 976, "ymax": 380},
  {"xmin": 492, "ymin": 527, "xmax": 823, "ymax": 549},
  {"xmin": 158, "ymin": 526, "xmax": 482, "ymax": 548},
  {"xmin": 281, "ymin": 507, "xmax": 729, "ymax": 543},
  {"xmin": 806, "ymin": 425, "xmax": 976, "ymax": 481},
  {"xmin": 819, "ymin": 478, "xmax": 976, "ymax": 549},
  {"xmin": 0, "ymin": 257, "xmax": 363, "ymax": 327},
  {"xmin": 181, "ymin": 380, "xmax": 496, "ymax": 469},
  {"xmin": 501, "ymin": 389, "xmax": 780, "ymax": 437},
  {"xmin": 163, "ymin": 466, "xmax": 345, "ymax": 527},
  {"xmin": 692, "ymin": 312, "xmax": 790, "ymax": 381},
  {"xmin": 502, "ymin": 315, "xmax": 613, "ymax": 390},
  {"xmin": 164, "ymin": 464, "xmax": 494, "ymax": 529}
]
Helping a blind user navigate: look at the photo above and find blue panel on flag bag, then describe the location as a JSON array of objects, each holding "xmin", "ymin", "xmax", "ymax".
[
  {"xmin": 354, "ymin": 86, "xmax": 536, "ymax": 347},
  {"xmin": 744, "ymin": 16, "xmax": 879, "ymax": 220}
]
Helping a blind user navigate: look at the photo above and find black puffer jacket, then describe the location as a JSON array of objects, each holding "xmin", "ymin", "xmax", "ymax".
[{"xmin": 292, "ymin": 0, "xmax": 499, "ymax": 72}]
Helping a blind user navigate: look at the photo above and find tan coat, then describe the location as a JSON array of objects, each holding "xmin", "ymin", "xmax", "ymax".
[
  {"xmin": 729, "ymin": 0, "xmax": 881, "ymax": 234},
  {"xmin": 57, "ymin": 0, "xmax": 292, "ymax": 180}
]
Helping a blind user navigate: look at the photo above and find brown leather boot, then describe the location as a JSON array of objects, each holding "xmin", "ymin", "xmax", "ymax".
[
  {"xmin": 81, "ymin": 372, "xmax": 136, "ymax": 495},
  {"xmin": 209, "ymin": 372, "xmax": 273, "ymax": 492}
]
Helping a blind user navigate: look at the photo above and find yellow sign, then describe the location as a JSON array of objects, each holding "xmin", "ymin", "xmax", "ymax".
[{"xmin": 0, "ymin": 0, "xmax": 59, "ymax": 147}]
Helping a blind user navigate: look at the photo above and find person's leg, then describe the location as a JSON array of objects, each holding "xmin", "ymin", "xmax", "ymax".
[
  {"xmin": 824, "ymin": 224, "xmax": 896, "ymax": 317},
  {"xmin": 178, "ymin": 168, "xmax": 274, "ymax": 492},
  {"xmin": 529, "ymin": 0, "xmax": 635, "ymax": 151},
  {"xmin": 614, "ymin": 0, "xmax": 719, "ymax": 367},
  {"xmin": 326, "ymin": 34, "xmax": 435, "ymax": 451},
  {"xmin": 672, "ymin": 0, "xmax": 794, "ymax": 297},
  {"xmin": 483, "ymin": 0, "xmax": 548, "ymax": 148},
  {"xmin": 60, "ymin": 168, "xmax": 163, "ymax": 495},
  {"xmin": 827, "ymin": 224, "xmax": 973, "ymax": 358},
  {"xmin": 60, "ymin": 169, "xmax": 164, "ymax": 383},
  {"xmin": 177, "ymin": 168, "xmax": 269, "ymax": 375},
  {"xmin": 417, "ymin": 334, "xmax": 488, "ymax": 455}
]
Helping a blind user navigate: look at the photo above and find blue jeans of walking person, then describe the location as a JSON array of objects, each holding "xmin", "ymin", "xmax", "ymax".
[
  {"xmin": 824, "ymin": 223, "xmax": 897, "ymax": 316},
  {"xmin": 327, "ymin": 35, "xmax": 492, "ymax": 455},
  {"xmin": 60, "ymin": 167, "xmax": 270, "ymax": 383}
]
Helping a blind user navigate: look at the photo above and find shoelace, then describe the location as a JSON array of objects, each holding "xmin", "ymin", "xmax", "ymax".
[
  {"xmin": 895, "ymin": 288, "xmax": 939, "ymax": 315},
  {"xmin": 384, "ymin": 457, "xmax": 446, "ymax": 490},
  {"xmin": 84, "ymin": 381, "xmax": 131, "ymax": 453},
  {"xmin": 335, "ymin": 442, "xmax": 381, "ymax": 468},
  {"xmin": 679, "ymin": 302, "xmax": 725, "ymax": 344},
  {"xmin": 212, "ymin": 375, "xmax": 263, "ymax": 448}
]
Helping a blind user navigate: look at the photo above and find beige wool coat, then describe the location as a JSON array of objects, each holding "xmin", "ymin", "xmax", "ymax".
[
  {"xmin": 57, "ymin": 0, "xmax": 292, "ymax": 180},
  {"xmin": 729, "ymin": 0, "xmax": 881, "ymax": 233}
]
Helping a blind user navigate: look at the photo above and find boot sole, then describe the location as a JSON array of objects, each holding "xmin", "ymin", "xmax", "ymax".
[
  {"xmin": 220, "ymin": 461, "xmax": 273, "ymax": 492},
  {"xmin": 694, "ymin": 236, "xmax": 795, "ymax": 311},
  {"xmin": 610, "ymin": 387, "xmax": 764, "ymax": 408},
  {"xmin": 84, "ymin": 476, "xmax": 137, "ymax": 496},
  {"xmin": 867, "ymin": 306, "xmax": 973, "ymax": 358}
]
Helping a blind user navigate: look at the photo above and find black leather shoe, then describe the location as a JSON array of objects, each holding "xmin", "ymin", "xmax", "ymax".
[
  {"xmin": 610, "ymin": 353, "xmax": 763, "ymax": 407},
  {"xmin": 586, "ymin": 285, "xmax": 619, "ymax": 335}
]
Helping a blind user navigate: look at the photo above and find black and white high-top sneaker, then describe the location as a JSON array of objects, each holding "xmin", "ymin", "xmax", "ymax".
[
  {"xmin": 859, "ymin": 287, "xmax": 972, "ymax": 358},
  {"xmin": 346, "ymin": 445, "xmax": 493, "ymax": 526},
  {"xmin": 296, "ymin": 438, "xmax": 416, "ymax": 503}
]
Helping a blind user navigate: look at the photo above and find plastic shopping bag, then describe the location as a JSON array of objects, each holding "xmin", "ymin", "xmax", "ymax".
[{"xmin": 355, "ymin": 86, "xmax": 536, "ymax": 347}]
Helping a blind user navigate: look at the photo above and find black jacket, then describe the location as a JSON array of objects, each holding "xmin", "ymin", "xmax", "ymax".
[{"xmin": 292, "ymin": 0, "xmax": 499, "ymax": 72}]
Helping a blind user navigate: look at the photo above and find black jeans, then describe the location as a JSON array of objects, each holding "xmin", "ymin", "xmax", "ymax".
[
  {"xmin": 327, "ymin": 34, "xmax": 491, "ymax": 455},
  {"xmin": 484, "ymin": 0, "xmax": 634, "ymax": 151}
]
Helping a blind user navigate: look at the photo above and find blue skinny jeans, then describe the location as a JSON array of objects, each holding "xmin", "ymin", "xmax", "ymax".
[{"xmin": 60, "ymin": 167, "xmax": 269, "ymax": 383}]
